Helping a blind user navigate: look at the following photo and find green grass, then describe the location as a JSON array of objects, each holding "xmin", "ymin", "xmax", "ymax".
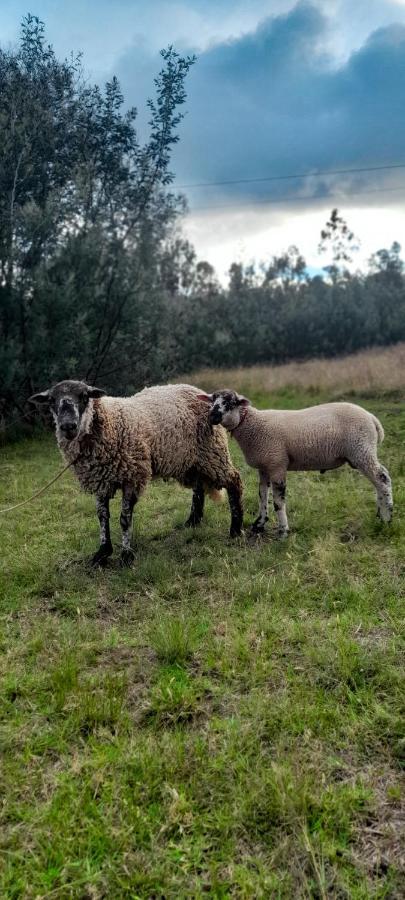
[{"xmin": 0, "ymin": 387, "xmax": 404, "ymax": 898}]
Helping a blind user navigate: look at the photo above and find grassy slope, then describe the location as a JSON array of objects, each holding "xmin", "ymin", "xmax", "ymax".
[{"xmin": 0, "ymin": 383, "xmax": 404, "ymax": 899}]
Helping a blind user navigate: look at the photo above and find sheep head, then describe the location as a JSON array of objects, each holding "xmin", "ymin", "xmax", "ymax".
[
  {"xmin": 29, "ymin": 380, "xmax": 106, "ymax": 442},
  {"xmin": 197, "ymin": 389, "xmax": 250, "ymax": 430}
]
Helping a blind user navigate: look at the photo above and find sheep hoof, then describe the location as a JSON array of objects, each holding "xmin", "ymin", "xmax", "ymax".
[
  {"xmin": 183, "ymin": 516, "xmax": 202, "ymax": 528},
  {"xmin": 91, "ymin": 544, "xmax": 113, "ymax": 567},
  {"xmin": 251, "ymin": 521, "xmax": 266, "ymax": 535},
  {"xmin": 120, "ymin": 548, "xmax": 135, "ymax": 567},
  {"xmin": 277, "ymin": 529, "xmax": 289, "ymax": 540},
  {"xmin": 229, "ymin": 526, "xmax": 243, "ymax": 538}
]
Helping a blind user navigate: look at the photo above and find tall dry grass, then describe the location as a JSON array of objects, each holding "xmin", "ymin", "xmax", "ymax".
[{"xmin": 190, "ymin": 343, "xmax": 405, "ymax": 396}]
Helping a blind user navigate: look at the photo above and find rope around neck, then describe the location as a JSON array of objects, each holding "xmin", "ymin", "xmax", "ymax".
[
  {"xmin": 0, "ymin": 458, "xmax": 76, "ymax": 514},
  {"xmin": 229, "ymin": 406, "xmax": 249, "ymax": 434}
]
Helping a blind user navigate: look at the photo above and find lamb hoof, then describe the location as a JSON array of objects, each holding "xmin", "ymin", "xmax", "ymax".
[
  {"xmin": 120, "ymin": 548, "xmax": 135, "ymax": 568},
  {"xmin": 277, "ymin": 529, "xmax": 289, "ymax": 540},
  {"xmin": 229, "ymin": 527, "xmax": 243, "ymax": 539},
  {"xmin": 377, "ymin": 508, "xmax": 393, "ymax": 523},
  {"xmin": 91, "ymin": 545, "xmax": 113, "ymax": 568}
]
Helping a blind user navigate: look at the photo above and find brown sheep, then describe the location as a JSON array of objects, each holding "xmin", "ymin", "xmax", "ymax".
[{"xmin": 30, "ymin": 381, "xmax": 243, "ymax": 566}]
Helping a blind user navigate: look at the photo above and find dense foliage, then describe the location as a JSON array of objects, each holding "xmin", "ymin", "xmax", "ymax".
[
  {"xmin": 159, "ymin": 235, "xmax": 405, "ymax": 374},
  {"xmin": 1, "ymin": 19, "xmax": 405, "ymax": 424},
  {"xmin": 0, "ymin": 16, "xmax": 194, "ymax": 419}
]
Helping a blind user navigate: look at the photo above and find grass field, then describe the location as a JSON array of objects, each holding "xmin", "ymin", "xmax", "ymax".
[{"xmin": 1, "ymin": 360, "xmax": 405, "ymax": 898}]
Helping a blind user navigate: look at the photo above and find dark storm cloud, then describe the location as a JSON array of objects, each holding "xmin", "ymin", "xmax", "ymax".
[{"xmin": 115, "ymin": 2, "xmax": 405, "ymax": 208}]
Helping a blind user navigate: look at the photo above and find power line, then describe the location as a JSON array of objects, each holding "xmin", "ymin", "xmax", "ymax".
[
  {"xmin": 185, "ymin": 183, "xmax": 405, "ymax": 214},
  {"xmin": 177, "ymin": 162, "xmax": 405, "ymax": 190}
]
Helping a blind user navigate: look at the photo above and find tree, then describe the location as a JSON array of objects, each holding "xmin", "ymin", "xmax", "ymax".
[
  {"xmin": 366, "ymin": 242, "xmax": 405, "ymax": 343},
  {"xmin": 0, "ymin": 16, "xmax": 194, "ymax": 416},
  {"xmin": 369, "ymin": 242, "xmax": 403, "ymax": 285},
  {"xmin": 159, "ymin": 234, "xmax": 198, "ymax": 297},
  {"xmin": 263, "ymin": 245, "xmax": 306, "ymax": 286},
  {"xmin": 318, "ymin": 208, "xmax": 359, "ymax": 280}
]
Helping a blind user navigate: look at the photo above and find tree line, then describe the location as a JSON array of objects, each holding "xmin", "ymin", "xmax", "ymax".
[{"xmin": 1, "ymin": 18, "xmax": 404, "ymax": 425}]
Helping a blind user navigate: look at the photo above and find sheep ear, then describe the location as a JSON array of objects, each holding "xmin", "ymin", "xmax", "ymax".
[
  {"xmin": 87, "ymin": 387, "xmax": 106, "ymax": 398},
  {"xmin": 237, "ymin": 395, "xmax": 251, "ymax": 407},
  {"xmin": 197, "ymin": 393, "xmax": 213, "ymax": 403},
  {"xmin": 28, "ymin": 390, "xmax": 51, "ymax": 406}
]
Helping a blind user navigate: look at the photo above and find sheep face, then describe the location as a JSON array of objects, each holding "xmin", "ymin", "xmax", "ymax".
[
  {"xmin": 198, "ymin": 390, "xmax": 250, "ymax": 431},
  {"xmin": 29, "ymin": 380, "xmax": 106, "ymax": 442}
]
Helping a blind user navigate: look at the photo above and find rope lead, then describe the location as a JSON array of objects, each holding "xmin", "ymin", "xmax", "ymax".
[{"xmin": 0, "ymin": 459, "xmax": 75, "ymax": 513}]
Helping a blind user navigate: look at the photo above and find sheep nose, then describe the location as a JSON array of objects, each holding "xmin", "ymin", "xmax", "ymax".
[
  {"xmin": 210, "ymin": 409, "xmax": 222, "ymax": 424},
  {"xmin": 60, "ymin": 422, "xmax": 77, "ymax": 438}
]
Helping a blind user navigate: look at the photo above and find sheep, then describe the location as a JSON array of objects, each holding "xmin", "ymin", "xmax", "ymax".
[
  {"xmin": 29, "ymin": 380, "xmax": 243, "ymax": 566},
  {"xmin": 197, "ymin": 389, "xmax": 393, "ymax": 536}
]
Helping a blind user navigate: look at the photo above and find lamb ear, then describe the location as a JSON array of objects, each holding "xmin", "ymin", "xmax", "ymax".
[
  {"xmin": 196, "ymin": 393, "xmax": 213, "ymax": 403},
  {"xmin": 87, "ymin": 387, "xmax": 106, "ymax": 398},
  {"xmin": 28, "ymin": 390, "xmax": 51, "ymax": 406},
  {"xmin": 237, "ymin": 395, "xmax": 251, "ymax": 407}
]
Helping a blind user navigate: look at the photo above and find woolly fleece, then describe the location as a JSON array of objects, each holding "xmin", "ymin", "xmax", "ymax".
[{"xmin": 58, "ymin": 383, "xmax": 240, "ymax": 500}]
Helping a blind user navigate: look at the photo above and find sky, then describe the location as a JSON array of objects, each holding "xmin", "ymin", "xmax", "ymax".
[{"xmin": 2, "ymin": 1, "xmax": 405, "ymax": 280}]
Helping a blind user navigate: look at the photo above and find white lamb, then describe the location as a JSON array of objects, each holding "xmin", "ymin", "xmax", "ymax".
[{"xmin": 198, "ymin": 390, "xmax": 393, "ymax": 535}]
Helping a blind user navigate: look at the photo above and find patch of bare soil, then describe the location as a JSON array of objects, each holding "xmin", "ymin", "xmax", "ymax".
[
  {"xmin": 353, "ymin": 623, "xmax": 402, "ymax": 651},
  {"xmin": 352, "ymin": 768, "xmax": 405, "ymax": 896}
]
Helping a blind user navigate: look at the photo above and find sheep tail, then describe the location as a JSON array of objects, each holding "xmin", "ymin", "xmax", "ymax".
[
  {"xmin": 372, "ymin": 414, "xmax": 384, "ymax": 443},
  {"xmin": 205, "ymin": 485, "xmax": 225, "ymax": 503}
]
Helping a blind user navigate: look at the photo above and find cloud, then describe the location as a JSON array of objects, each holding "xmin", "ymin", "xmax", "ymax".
[
  {"xmin": 3, "ymin": 0, "xmax": 403, "ymax": 211},
  {"xmin": 113, "ymin": 1, "xmax": 405, "ymax": 211},
  {"xmin": 0, "ymin": 0, "xmax": 290, "ymax": 76},
  {"xmin": 185, "ymin": 201, "xmax": 405, "ymax": 282}
]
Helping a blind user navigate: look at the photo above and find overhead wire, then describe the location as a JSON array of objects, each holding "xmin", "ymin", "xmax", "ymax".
[{"xmin": 176, "ymin": 162, "xmax": 405, "ymax": 190}]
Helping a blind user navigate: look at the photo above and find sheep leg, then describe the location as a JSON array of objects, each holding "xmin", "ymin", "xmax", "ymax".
[
  {"xmin": 184, "ymin": 479, "xmax": 205, "ymax": 527},
  {"xmin": 226, "ymin": 470, "xmax": 243, "ymax": 537},
  {"xmin": 271, "ymin": 479, "xmax": 289, "ymax": 537},
  {"xmin": 120, "ymin": 487, "xmax": 138, "ymax": 567},
  {"xmin": 357, "ymin": 458, "xmax": 393, "ymax": 522},
  {"xmin": 251, "ymin": 472, "xmax": 269, "ymax": 533},
  {"xmin": 375, "ymin": 466, "xmax": 393, "ymax": 522},
  {"xmin": 91, "ymin": 495, "xmax": 113, "ymax": 567}
]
